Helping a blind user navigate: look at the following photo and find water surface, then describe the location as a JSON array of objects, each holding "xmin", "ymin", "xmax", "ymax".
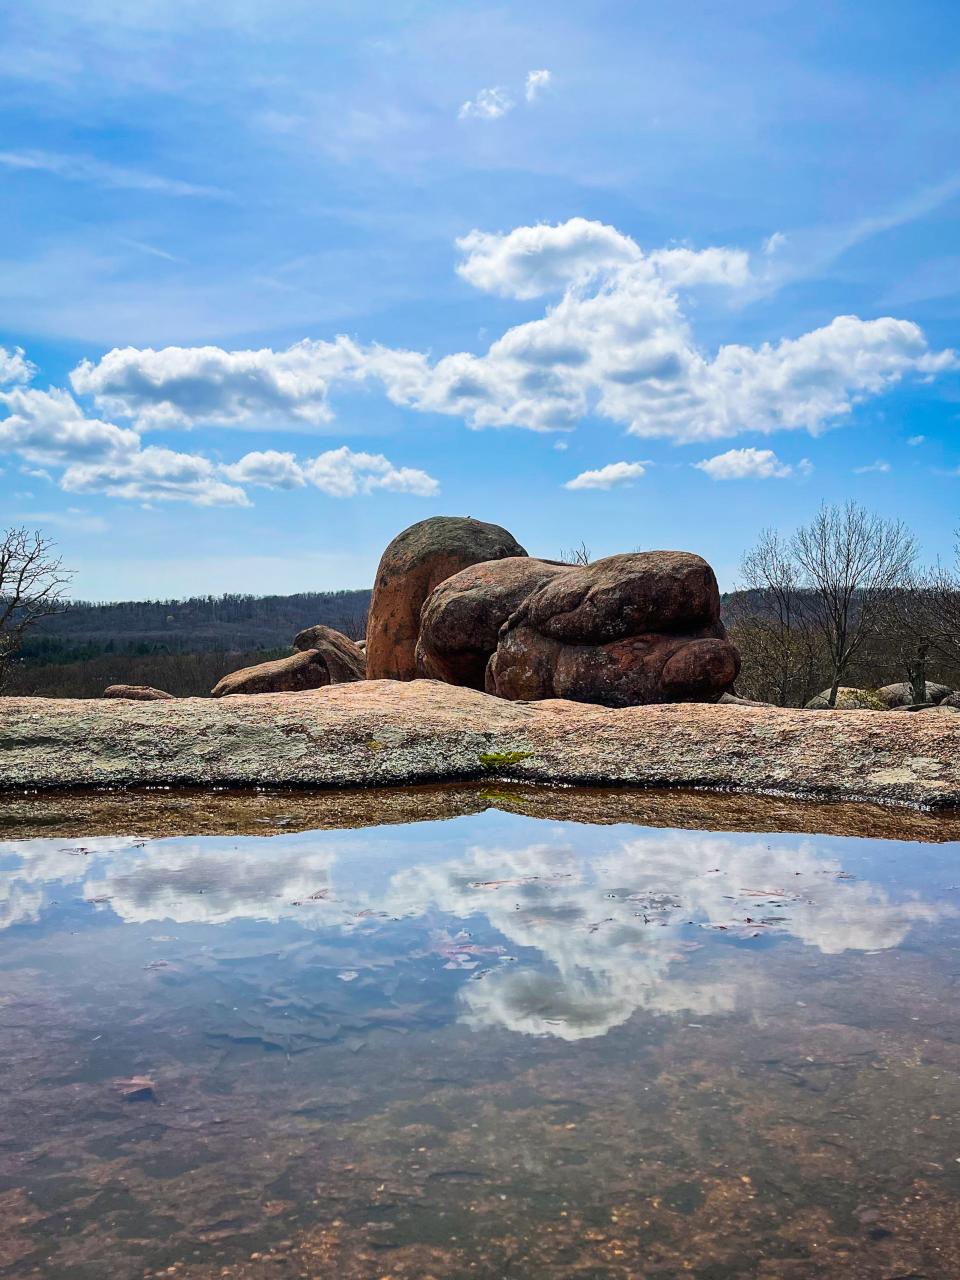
[{"xmin": 1, "ymin": 797, "xmax": 959, "ymax": 1277}]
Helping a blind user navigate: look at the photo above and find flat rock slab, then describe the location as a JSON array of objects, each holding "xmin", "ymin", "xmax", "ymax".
[{"xmin": 2, "ymin": 680, "xmax": 959, "ymax": 809}]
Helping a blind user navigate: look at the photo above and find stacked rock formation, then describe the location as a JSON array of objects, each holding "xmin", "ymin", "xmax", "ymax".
[
  {"xmin": 486, "ymin": 551, "xmax": 740, "ymax": 706},
  {"xmin": 366, "ymin": 516, "xmax": 527, "ymax": 680},
  {"xmin": 372, "ymin": 517, "xmax": 739, "ymax": 707}
]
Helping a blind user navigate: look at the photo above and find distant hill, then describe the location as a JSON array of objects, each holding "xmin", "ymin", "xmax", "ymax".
[{"xmin": 5, "ymin": 589, "xmax": 372, "ymax": 697}]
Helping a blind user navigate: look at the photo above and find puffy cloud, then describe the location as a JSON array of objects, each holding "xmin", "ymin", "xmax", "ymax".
[
  {"xmin": 0, "ymin": 345, "xmax": 34, "ymax": 385},
  {"xmin": 525, "ymin": 68, "xmax": 552, "ymax": 102},
  {"xmin": 221, "ymin": 449, "xmax": 306, "ymax": 490},
  {"xmin": 70, "ymin": 337, "xmax": 361, "ymax": 430},
  {"xmin": 61, "ymin": 445, "xmax": 251, "ymax": 507},
  {"xmin": 694, "ymin": 447, "xmax": 795, "ymax": 480},
  {"xmin": 0, "ymin": 385, "xmax": 139, "ymax": 466},
  {"xmin": 456, "ymin": 218, "xmax": 641, "ymax": 299},
  {"xmin": 66, "ymin": 220, "xmax": 956, "ymax": 445},
  {"xmin": 564, "ymin": 460, "xmax": 648, "ymax": 490},
  {"xmin": 303, "ymin": 446, "xmax": 438, "ymax": 497},
  {"xmin": 458, "ymin": 86, "xmax": 514, "ymax": 120}
]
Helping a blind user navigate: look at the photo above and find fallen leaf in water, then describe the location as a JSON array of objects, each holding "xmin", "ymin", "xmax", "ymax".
[{"xmin": 115, "ymin": 1076, "xmax": 158, "ymax": 1103}]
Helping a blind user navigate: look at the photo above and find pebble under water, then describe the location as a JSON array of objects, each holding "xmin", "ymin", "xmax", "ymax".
[{"xmin": 0, "ymin": 792, "xmax": 959, "ymax": 1278}]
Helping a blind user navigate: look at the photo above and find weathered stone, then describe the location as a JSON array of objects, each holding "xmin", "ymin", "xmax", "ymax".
[
  {"xmin": 366, "ymin": 517, "xmax": 527, "ymax": 680},
  {"xmin": 719, "ymin": 692, "xmax": 771, "ymax": 707},
  {"xmin": 212, "ymin": 649, "xmax": 332, "ymax": 697},
  {"xmin": 416, "ymin": 557, "xmax": 569, "ymax": 689},
  {"xmin": 102, "ymin": 684, "xmax": 174, "ymax": 701},
  {"xmin": 291, "ymin": 625, "xmax": 367, "ymax": 682},
  {"xmin": 940, "ymin": 691, "xmax": 960, "ymax": 709},
  {"xmin": 486, "ymin": 551, "xmax": 739, "ymax": 707},
  {"xmin": 3, "ymin": 682, "xmax": 960, "ymax": 810},
  {"xmin": 806, "ymin": 688, "xmax": 886, "ymax": 711},
  {"xmin": 877, "ymin": 681, "xmax": 952, "ymax": 709}
]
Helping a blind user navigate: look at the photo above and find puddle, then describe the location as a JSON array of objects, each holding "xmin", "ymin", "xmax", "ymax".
[{"xmin": 0, "ymin": 795, "xmax": 959, "ymax": 1276}]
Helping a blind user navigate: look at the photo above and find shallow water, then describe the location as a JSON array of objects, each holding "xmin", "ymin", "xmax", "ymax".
[{"xmin": 1, "ymin": 798, "xmax": 959, "ymax": 1278}]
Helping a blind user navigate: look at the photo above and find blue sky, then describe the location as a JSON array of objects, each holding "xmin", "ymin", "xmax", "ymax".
[{"xmin": 0, "ymin": 0, "xmax": 958, "ymax": 600}]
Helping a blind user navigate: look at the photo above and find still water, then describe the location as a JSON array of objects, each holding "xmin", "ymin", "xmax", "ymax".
[{"xmin": 0, "ymin": 791, "xmax": 959, "ymax": 1278}]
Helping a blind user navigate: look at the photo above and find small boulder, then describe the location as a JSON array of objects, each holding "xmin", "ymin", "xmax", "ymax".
[
  {"xmin": 719, "ymin": 692, "xmax": 772, "ymax": 707},
  {"xmin": 103, "ymin": 685, "xmax": 174, "ymax": 701},
  {"xmin": 486, "ymin": 551, "xmax": 740, "ymax": 707},
  {"xmin": 940, "ymin": 691, "xmax": 960, "ymax": 709},
  {"xmin": 877, "ymin": 681, "xmax": 952, "ymax": 708},
  {"xmin": 366, "ymin": 516, "xmax": 527, "ymax": 680},
  {"xmin": 416, "ymin": 557, "xmax": 569, "ymax": 689},
  {"xmin": 291, "ymin": 624, "xmax": 366, "ymax": 683},
  {"xmin": 805, "ymin": 688, "xmax": 886, "ymax": 710},
  {"xmin": 213, "ymin": 649, "xmax": 337, "ymax": 697}
]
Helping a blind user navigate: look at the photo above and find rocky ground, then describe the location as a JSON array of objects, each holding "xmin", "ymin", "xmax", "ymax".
[{"xmin": 2, "ymin": 679, "xmax": 959, "ymax": 809}]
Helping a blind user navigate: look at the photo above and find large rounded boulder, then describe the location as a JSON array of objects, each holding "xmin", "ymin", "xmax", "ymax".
[
  {"xmin": 876, "ymin": 680, "xmax": 952, "ymax": 708},
  {"xmin": 486, "ymin": 551, "xmax": 740, "ymax": 707},
  {"xmin": 366, "ymin": 517, "xmax": 527, "ymax": 680},
  {"xmin": 416, "ymin": 557, "xmax": 569, "ymax": 689},
  {"xmin": 291, "ymin": 624, "xmax": 367, "ymax": 682}
]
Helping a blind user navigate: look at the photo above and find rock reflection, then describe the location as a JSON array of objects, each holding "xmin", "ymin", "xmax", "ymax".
[{"xmin": 0, "ymin": 823, "xmax": 949, "ymax": 1040}]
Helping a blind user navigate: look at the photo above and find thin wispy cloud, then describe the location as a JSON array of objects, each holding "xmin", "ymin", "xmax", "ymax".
[
  {"xmin": 907, "ymin": 434, "xmax": 926, "ymax": 446},
  {"xmin": 458, "ymin": 87, "xmax": 514, "ymax": 121},
  {"xmin": 853, "ymin": 459, "xmax": 892, "ymax": 474},
  {"xmin": 0, "ymin": 149, "xmax": 228, "ymax": 199},
  {"xmin": 525, "ymin": 69, "xmax": 552, "ymax": 102}
]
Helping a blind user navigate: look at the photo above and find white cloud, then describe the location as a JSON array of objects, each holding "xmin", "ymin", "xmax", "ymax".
[
  {"xmin": 26, "ymin": 217, "xmax": 960, "ymax": 461},
  {"xmin": 0, "ymin": 149, "xmax": 226, "ymax": 199},
  {"xmin": 221, "ymin": 449, "xmax": 306, "ymax": 490},
  {"xmin": 907, "ymin": 434, "xmax": 925, "ymax": 446},
  {"xmin": 0, "ymin": 385, "xmax": 140, "ymax": 467},
  {"xmin": 0, "ymin": 345, "xmax": 35, "ymax": 385},
  {"xmin": 458, "ymin": 86, "xmax": 514, "ymax": 121},
  {"xmin": 61, "ymin": 446, "xmax": 251, "ymax": 507},
  {"xmin": 694, "ymin": 447, "xmax": 795, "ymax": 480},
  {"xmin": 303, "ymin": 446, "xmax": 438, "ymax": 498},
  {"xmin": 70, "ymin": 338, "xmax": 359, "ymax": 430},
  {"xmin": 565, "ymin": 460, "xmax": 648, "ymax": 490},
  {"xmin": 853, "ymin": 458, "xmax": 892, "ymax": 474},
  {"xmin": 525, "ymin": 69, "xmax": 552, "ymax": 102}
]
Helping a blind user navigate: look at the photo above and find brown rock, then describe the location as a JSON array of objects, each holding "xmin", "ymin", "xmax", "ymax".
[
  {"xmin": 212, "ymin": 649, "xmax": 334, "ymax": 697},
  {"xmin": 487, "ymin": 551, "xmax": 739, "ymax": 707},
  {"xmin": 416, "ymin": 557, "xmax": 569, "ymax": 689},
  {"xmin": 366, "ymin": 516, "xmax": 527, "ymax": 680},
  {"xmin": 102, "ymin": 685, "xmax": 174, "ymax": 701},
  {"xmin": 291, "ymin": 625, "xmax": 367, "ymax": 682}
]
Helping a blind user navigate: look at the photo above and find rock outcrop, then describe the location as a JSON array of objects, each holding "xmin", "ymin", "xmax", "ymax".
[
  {"xmin": 416, "ymin": 557, "xmax": 568, "ymax": 689},
  {"xmin": 213, "ymin": 649, "xmax": 337, "ymax": 697},
  {"xmin": 291, "ymin": 624, "xmax": 367, "ymax": 682},
  {"xmin": 877, "ymin": 681, "xmax": 952, "ymax": 709},
  {"xmin": 102, "ymin": 684, "xmax": 174, "ymax": 701},
  {"xmin": 3, "ymin": 681, "xmax": 960, "ymax": 809},
  {"xmin": 365, "ymin": 517, "xmax": 527, "ymax": 680},
  {"xmin": 486, "ymin": 551, "xmax": 740, "ymax": 706},
  {"xmin": 806, "ymin": 688, "xmax": 886, "ymax": 710}
]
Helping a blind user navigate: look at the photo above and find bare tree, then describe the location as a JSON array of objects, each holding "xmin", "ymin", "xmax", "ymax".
[
  {"xmin": 792, "ymin": 502, "xmax": 915, "ymax": 707},
  {"xmin": 559, "ymin": 540, "xmax": 592, "ymax": 566},
  {"xmin": 730, "ymin": 528, "xmax": 823, "ymax": 706},
  {"xmin": 0, "ymin": 528, "xmax": 73, "ymax": 692}
]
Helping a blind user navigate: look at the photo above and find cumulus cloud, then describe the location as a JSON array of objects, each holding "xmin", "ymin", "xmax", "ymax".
[
  {"xmin": 694, "ymin": 447, "xmax": 797, "ymax": 480},
  {"xmin": 61, "ymin": 445, "xmax": 251, "ymax": 507},
  {"xmin": 525, "ymin": 69, "xmax": 552, "ymax": 102},
  {"xmin": 304, "ymin": 446, "xmax": 439, "ymax": 497},
  {"xmin": 564, "ymin": 460, "xmax": 648, "ymax": 490},
  {"xmin": 221, "ymin": 449, "xmax": 306, "ymax": 490},
  {"xmin": 0, "ymin": 345, "xmax": 34, "ymax": 385},
  {"xmin": 0, "ymin": 385, "xmax": 139, "ymax": 467},
  {"xmin": 458, "ymin": 86, "xmax": 514, "ymax": 120},
  {"xmin": 70, "ymin": 220, "xmax": 954, "ymax": 445}
]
